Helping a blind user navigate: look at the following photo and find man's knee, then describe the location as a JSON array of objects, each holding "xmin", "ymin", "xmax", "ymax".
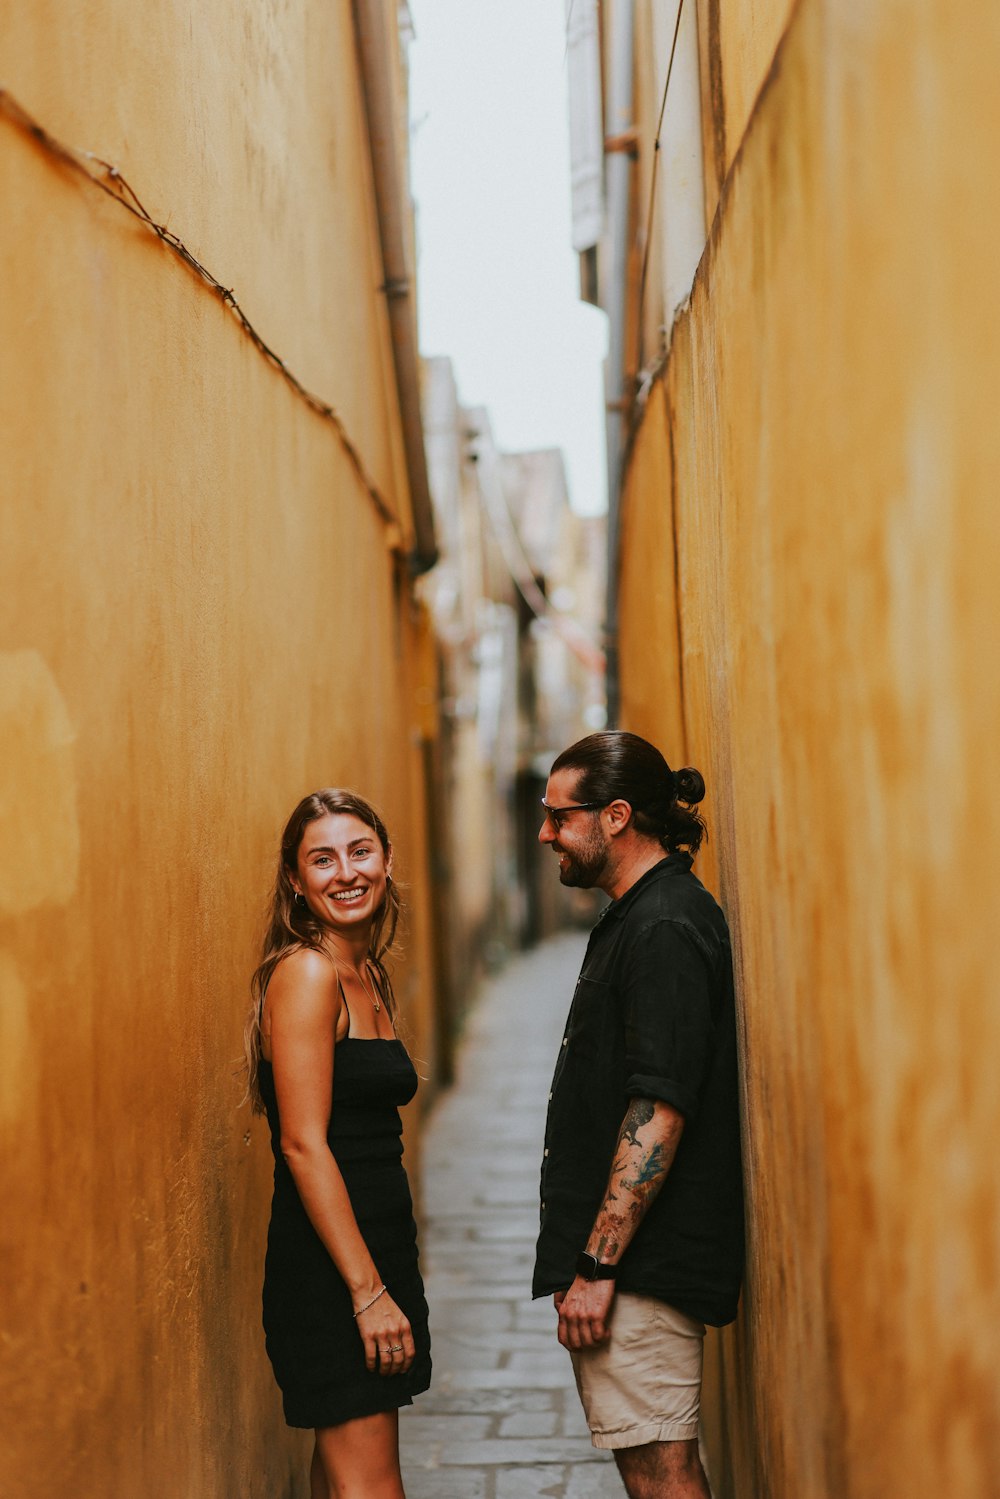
[{"xmin": 614, "ymin": 1437, "xmax": 710, "ymax": 1499}]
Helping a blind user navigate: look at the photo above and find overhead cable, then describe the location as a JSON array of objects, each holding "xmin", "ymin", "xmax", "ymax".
[
  {"xmin": 635, "ymin": 0, "xmax": 687, "ymax": 357},
  {"xmin": 0, "ymin": 88, "xmax": 400, "ymax": 535}
]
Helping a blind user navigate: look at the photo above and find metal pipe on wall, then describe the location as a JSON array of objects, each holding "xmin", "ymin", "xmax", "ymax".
[
  {"xmin": 603, "ymin": 0, "xmax": 636, "ymax": 726},
  {"xmin": 351, "ymin": 0, "xmax": 438, "ymax": 575}
]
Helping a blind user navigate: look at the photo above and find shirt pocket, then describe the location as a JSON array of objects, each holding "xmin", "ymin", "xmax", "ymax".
[{"xmin": 566, "ymin": 977, "xmax": 616, "ymax": 1059}]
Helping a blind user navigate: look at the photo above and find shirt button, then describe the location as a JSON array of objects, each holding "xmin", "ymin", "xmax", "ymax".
[
  {"xmin": 541, "ymin": 1201, "xmax": 546, "ymax": 1211},
  {"xmin": 562, "ymin": 1037, "xmax": 568, "ymax": 1047},
  {"xmin": 544, "ymin": 1148, "xmax": 549, "ymax": 1158},
  {"xmin": 548, "ymin": 1093, "xmax": 553, "ymax": 1102}
]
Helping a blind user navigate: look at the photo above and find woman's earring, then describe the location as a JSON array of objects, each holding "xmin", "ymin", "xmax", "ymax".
[
  {"xmin": 294, "ymin": 891, "xmax": 306, "ymax": 906},
  {"xmin": 386, "ymin": 874, "xmax": 392, "ymax": 886}
]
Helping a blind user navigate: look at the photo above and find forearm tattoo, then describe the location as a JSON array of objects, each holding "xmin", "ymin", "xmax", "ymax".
[
  {"xmin": 589, "ymin": 1099, "xmax": 682, "ymax": 1263},
  {"xmin": 620, "ymin": 1097, "xmax": 655, "ymax": 1148}
]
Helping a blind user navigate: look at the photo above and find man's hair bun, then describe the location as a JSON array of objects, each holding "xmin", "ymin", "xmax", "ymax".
[
  {"xmin": 674, "ymin": 767, "xmax": 706, "ymax": 806},
  {"xmin": 550, "ymin": 732, "xmax": 708, "ymax": 855}
]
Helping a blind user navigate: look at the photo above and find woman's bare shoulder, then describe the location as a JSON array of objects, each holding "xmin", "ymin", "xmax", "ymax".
[{"xmin": 267, "ymin": 946, "xmax": 340, "ymax": 1010}]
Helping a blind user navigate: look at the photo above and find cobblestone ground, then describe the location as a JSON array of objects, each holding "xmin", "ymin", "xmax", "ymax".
[{"xmin": 400, "ymin": 932, "xmax": 623, "ymax": 1499}]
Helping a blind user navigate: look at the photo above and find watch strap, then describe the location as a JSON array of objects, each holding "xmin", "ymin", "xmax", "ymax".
[{"xmin": 576, "ymin": 1251, "xmax": 618, "ymax": 1281}]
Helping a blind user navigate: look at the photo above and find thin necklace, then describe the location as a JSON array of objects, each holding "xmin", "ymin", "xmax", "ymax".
[{"xmin": 357, "ymin": 962, "xmax": 381, "ymax": 1014}]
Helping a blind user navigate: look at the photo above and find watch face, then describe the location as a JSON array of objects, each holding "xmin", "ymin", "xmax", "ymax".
[{"xmin": 576, "ymin": 1251, "xmax": 599, "ymax": 1281}]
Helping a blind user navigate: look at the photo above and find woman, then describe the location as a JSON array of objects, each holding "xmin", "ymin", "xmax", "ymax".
[{"xmin": 244, "ymin": 789, "xmax": 431, "ymax": 1499}]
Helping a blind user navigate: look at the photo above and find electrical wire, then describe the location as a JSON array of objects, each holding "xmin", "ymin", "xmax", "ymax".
[
  {"xmin": 563, "ymin": 0, "xmax": 577, "ymax": 64},
  {"xmin": 0, "ymin": 88, "xmax": 399, "ymax": 533},
  {"xmin": 634, "ymin": 0, "xmax": 686, "ymax": 360}
]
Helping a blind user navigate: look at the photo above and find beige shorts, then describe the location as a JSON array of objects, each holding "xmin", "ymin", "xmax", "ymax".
[{"xmin": 569, "ymin": 1292, "xmax": 706, "ymax": 1450}]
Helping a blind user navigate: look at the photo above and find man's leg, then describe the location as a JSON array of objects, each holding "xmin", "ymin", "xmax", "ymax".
[
  {"xmin": 614, "ymin": 1437, "xmax": 711, "ymax": 1499},
  {"xmin": 563, "ymin": 1293, "xmax": 709, "ymax": 1495}
]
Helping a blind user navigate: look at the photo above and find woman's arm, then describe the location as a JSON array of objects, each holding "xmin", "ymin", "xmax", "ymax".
[{"xmin": 266, "ymin": 949, "xmax": 415, "ymax": 1373}]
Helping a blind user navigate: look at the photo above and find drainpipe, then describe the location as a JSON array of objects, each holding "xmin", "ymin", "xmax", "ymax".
[
  {"xmin": 603, "ymin": 0, "xmax": 636, "ymax": 726},
  {"xmin": 351, "ymin": 0, "xmax": 438, "ymax": 575}
]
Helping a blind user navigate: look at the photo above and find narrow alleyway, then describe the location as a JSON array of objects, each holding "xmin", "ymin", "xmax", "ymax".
[{"xmin": 400, "ymin": 932, "xmax": 622, "ymax": 1499}]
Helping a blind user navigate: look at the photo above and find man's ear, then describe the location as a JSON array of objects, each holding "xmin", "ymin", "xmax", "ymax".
[{"xmin": 605, "ymin": 799, "xmax": 634, "ymax": 836}]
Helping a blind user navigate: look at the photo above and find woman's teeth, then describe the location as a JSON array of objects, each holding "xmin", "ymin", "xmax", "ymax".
[{"xmin": 331, "ymin": 888, "xmax": 366, "ymax": 903}]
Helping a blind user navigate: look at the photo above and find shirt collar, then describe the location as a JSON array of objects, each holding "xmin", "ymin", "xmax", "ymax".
[{"xmin": 600, "ymin": 852, "xmax": 693, "ymax": 922}]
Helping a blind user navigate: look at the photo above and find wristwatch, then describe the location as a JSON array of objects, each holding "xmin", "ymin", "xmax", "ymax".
[{"xmin": 576, "ymin": 1251, "xmax": 618, "ymax": 1282}]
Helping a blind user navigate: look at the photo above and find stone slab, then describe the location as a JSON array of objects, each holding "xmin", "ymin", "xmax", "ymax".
[{"xmin": 402, "ymin": 935, "xmax": 601, "ymax": 1499}]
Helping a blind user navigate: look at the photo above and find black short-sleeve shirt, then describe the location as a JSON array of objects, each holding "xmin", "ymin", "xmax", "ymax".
[{"xmin": 532, "ymin": 856, "xmax": 745, "ymax": 1327}]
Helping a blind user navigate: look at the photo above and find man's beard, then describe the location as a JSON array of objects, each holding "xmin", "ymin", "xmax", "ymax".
[{"xmin": 556, "ymin": 825, "xmax": 609, "ymax": 888}]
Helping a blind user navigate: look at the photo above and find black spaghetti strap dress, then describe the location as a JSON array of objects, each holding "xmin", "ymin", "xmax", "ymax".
[{"xmin": 259, "ymin": 1036, "xmax": 432, "ymax": 1428}]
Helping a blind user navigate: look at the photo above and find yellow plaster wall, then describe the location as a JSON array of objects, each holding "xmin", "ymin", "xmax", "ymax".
[
  {"xmin": 619, "ymin": 1, "xmax": 1000, "ymax": 1494},
  {"xmin": 618, "ymin": 383, "xmax": 687, "ymax": 761},
  {"xmin": 696, "ymin": 0, "xmax": 795, "ymax": 222},
  {"xmin": 0, "ymin": 5, "xmax": 437, "ymax": 1496}
]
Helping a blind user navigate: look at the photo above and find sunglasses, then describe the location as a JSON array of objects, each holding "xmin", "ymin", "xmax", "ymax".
[{"xmin": 540, "ymin": 799, "xmax": 606, "ymax": 831}]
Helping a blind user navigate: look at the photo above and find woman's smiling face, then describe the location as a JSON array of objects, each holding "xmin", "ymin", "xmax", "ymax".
[{"xmin": 292, "ymin": 811, "xmax": 392, "ymax": 933}]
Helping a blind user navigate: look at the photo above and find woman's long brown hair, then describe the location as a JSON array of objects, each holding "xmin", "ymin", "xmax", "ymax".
[{"xmin": 242, "ymin": 789, "xmax": 401, "ymax": 1114}]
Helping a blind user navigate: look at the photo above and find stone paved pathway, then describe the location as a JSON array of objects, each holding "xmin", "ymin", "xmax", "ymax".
[{"xmin": 400, "ymin": 932, "xmax": 623, "ymax": 1499}]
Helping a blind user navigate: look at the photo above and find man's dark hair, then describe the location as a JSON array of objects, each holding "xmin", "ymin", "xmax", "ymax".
[{"xmin": 551, "ymin": 731, "xmax": 707, "ymax": 855}]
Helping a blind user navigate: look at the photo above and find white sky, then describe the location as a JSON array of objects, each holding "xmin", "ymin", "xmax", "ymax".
[{"xmin": 408, "ymin": 0, "xmax": 609, "ymax": 516}]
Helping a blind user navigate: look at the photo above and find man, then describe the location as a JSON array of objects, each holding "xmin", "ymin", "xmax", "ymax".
[{"xmin": 533, "ymin": 731, "xmax": 744, "ymax": 1499}]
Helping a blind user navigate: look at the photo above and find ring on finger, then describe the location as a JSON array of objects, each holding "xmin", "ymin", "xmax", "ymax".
[{"xmin": 389, "ymin": 1344, "xmax": 403, "ymax": 1352}]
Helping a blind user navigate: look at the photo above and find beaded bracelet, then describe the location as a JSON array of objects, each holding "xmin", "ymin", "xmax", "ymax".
[{"xmin": 353, "ymin": 1283, "xmax": 387, "ymax": 1319}]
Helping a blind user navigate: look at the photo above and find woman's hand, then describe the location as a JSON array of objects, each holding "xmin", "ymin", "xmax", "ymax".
[{"xmin": 355, "ymin": 1290, "xmax": 415, "ymax": 1376}]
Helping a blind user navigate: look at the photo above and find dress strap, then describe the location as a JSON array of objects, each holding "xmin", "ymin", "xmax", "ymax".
[{"xmin": 336, "ymin": 970, "xmax": 354, "ymax": 1041}]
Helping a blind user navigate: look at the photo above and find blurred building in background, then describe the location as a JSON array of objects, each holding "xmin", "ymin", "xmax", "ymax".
[
  {"xmin": 565, "ymin": 2, "xmax": 1000, "ymax": 1497},
  {"xmin": 420, "ymin": 356, "xmax": 605, "ymax": 1076},
  {"xmin": 499, "ymin": 447, "xmax": 606, "ymax": 944}
]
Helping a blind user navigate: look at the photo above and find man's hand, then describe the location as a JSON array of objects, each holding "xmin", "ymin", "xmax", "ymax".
[
  {"xmin": 554, "ymin": 1276, "xmax": 616, "ymax": 1349},
  {"xmin": 551, "ymin": 1097, "xmax": 685, "ymax": 1357}
]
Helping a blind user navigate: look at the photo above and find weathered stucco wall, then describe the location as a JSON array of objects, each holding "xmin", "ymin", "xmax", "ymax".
[
  {"xmin": 0, "ymin": 4, "xmax": 437, "ymax": 1496},
  {"xmin": 619, "ymin": 1, "xmax": 1000, "ymax": 1494},
  {"xmin": 696, "ymin": 0, "xmax": 794, "ymax": 223}
]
